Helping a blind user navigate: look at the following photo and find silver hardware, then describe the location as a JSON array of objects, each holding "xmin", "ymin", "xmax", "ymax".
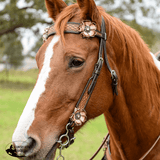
[
  {"xmin": 56, "ymin": 123, "xmax": 75, "ymax": 160},
  {"xmin": 57, "ymin": 123, "xmax": 70, "ymax": 147},
  {"xmin": 42, "ymin": 26, "xmax": 50, "ymax": 42},
  {"xmin": 56, "ymin": 146, "xmax": 64, "ymax": 160}
]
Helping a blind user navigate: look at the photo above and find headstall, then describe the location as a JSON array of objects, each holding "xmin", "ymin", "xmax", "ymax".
[{"xmin": 44, "ymin": 17, "xmax": 118, "ymax": 160}]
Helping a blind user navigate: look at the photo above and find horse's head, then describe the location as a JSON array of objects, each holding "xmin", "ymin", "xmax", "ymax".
[{"xmin": 12, "ymin": 0, "xmax": 116, "ymax": 159}]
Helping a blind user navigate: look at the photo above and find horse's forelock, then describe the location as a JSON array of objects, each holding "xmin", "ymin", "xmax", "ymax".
[{"xmin": 54, "ymin": 4, "xmax": 102, "ymax": 44}]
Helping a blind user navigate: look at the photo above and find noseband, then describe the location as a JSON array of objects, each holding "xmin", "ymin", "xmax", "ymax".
[{"xmin": 44, "ymin": 17, "xmax": 118, "ymax": 160}]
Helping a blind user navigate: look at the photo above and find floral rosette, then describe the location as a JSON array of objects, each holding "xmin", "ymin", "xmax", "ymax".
[
  {"xmin": 79, "ymin": 20, "xmax": 97, "ymax": 38},
  {"xmin": 71, "ymin": 109, "xmax": 87, "ymax": 126}
]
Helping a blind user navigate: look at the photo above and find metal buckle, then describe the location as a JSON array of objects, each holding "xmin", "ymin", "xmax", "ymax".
[
  {"xmin": 111, "ymin": 70, "xmax": 118, "ymax": 95},
  {"xmin": 56, "ymin": 122, "xmax": 75, "ymax": 160},
  {"xmin": 57, "ymin": 123, "xmax": 75, "ymax": 149}
]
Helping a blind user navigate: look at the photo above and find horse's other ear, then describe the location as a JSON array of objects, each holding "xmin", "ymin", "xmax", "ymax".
[
  {"xmin": 77, "ymin": 0, "xmax": 101, "ymax": 22},
  {"xmin": 45, "ymin": 0, "xmax": 67, "ymax": 21}
]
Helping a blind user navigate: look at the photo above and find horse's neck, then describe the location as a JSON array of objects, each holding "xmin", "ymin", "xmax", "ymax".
[{"xmin": 104, "ymin": 51, "xmax": 160, "ymax": 160}]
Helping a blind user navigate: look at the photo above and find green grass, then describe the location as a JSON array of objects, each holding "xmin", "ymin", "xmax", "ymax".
[
  {"xmin": 0, "ymin": 69, "xmax": 108, "ymax": 160},
  {"xmin": 0, "ymin": 69, "xmax": 38, "ymax": 84}
]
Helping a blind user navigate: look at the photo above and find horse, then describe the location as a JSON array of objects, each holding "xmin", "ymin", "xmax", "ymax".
[{"xmin": 11, "ymin": 0, "xmax": 160, "ymax": 160}]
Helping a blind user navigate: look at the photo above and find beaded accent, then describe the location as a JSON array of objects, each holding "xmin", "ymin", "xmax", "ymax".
[{"xmin": 42, "ymin": 26, "xmax": 50, "ymax": 42}]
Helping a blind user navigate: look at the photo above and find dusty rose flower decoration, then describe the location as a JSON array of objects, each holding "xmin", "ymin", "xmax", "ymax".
[
  {"xmin": 71, "ymin": 110, "xmax": 87, "ymax": 126},
  {"xmin": 42, "ymin": 26, "xmax": 50, "ymax": 42},
  {"xmin": 79, "ymin": 20, "xmax": 97, "ymax": 38}
]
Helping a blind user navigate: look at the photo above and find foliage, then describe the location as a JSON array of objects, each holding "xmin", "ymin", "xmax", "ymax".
[
  {"xmin": 0, "ymin": 0, "xmax": 50, "ymax": 68},
  {"xmin": 1, "ymin": 33, "xmax": 24, "ymax": 68},
  {"xmin": 0, "ymin": 0, "xmax": 159, "ymax": 67},
  {"xmin": 123, "ymin": 20, "xmax": 158, "ymax": 48},
  {"xmin": 151, "ymin": 40, "xmax": 160, "ymax": 54},
  {"xmin": 98, "ymin": 0, "xmax": 160, "ymax": 49},
  {"xmin": 100, "ymin": 0, "xmax": 160, "ymax": 24}
]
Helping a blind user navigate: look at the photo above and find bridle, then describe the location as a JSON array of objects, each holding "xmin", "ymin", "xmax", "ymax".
[
  {"xmin": 44, "ymin": 16, "xmax": 118, "ymax": 160},
  {"xmin": 43, "ymin": 16, "xmax": 160, "ymax": 160}
]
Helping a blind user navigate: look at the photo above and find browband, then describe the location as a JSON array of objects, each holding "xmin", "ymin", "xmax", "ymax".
[{"xmin": 42, "ymin": 20, "xmax": 107, "ymax": 42}]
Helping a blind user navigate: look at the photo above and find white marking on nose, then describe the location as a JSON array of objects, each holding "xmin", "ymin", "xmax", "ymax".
[
  {"xmin": 12, "ymin": 36, "xmax": 60, "ymax": 142},
  {"xmin": 150, "ymin": 52, "xmax": 160, "ymax": 70}
]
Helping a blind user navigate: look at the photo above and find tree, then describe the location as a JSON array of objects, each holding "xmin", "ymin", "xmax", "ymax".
[
  {"xmin": 1, "ymin": 33, "xmax": 24, "ymax": 68},
  {"xmin": 0, "ymin": 0, "xmax": 159, "ymax": 67},
  {"xmin": 0, "ymin": 0, "xmax": 48, "ymax": 36},
  {"xmin": 0, "ymin": 0, "xmax": 51, "ymax": 67},
  {"xmin": 99, "ymin": 0, "xmax": 160, "ymax": 29}
]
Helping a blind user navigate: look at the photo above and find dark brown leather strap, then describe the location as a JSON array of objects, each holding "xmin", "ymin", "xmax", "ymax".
[{"xmin": 89, "ymin": 133, "xmax": 110, "ymax": 160}]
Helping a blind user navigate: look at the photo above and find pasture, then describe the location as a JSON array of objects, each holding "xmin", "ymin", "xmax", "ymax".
[{"xmin": 0, "ymin": 69, "xmax": 108, "ymax": 160}]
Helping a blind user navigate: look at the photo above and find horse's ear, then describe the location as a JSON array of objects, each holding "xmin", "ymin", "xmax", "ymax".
[
  {"xmin": 45, "ymin": 0, "xmax": 67, "ymax": 21},
  {"xmin": 77, "ymin": 0, "xmax": 100, "ymax": 22}
]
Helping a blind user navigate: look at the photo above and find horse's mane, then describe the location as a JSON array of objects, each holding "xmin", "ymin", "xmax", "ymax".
[
  {"xmin": 54, "ymin": 4, "xmax": 150, "ymax": 70},
  {"xmin": 54, "ymin": 3, "xmax": 160, "ymax": 109}
]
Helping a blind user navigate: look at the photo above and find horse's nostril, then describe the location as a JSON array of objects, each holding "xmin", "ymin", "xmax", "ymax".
[
  {"xmin": 22, "ymin": 137, "xmax": 36, "ymax": 155},
  {"xmin": 14, "ymin": 137, "xmax": 36, "ymax": 157}
]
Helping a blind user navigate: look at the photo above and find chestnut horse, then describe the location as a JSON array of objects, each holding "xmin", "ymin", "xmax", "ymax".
[{"xmin": 12, "ymin": 0, "xmax": 160, "ymax": 160}]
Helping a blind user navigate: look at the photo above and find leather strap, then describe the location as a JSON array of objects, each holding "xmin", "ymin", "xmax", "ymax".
[
  {"xmin": 102, "ymin": 134, "xmax": 160, "ymax": 160},
  {"xmin": 100, "ymin": 17, "xmax": 118, "ymax": 96},
  {"xmin": 89, "ymin": 133, "xmax": 110, "ymax": 160},
  {"xmin": 139, "ymin": 135, "xmax": 160, "ymax": 160}
]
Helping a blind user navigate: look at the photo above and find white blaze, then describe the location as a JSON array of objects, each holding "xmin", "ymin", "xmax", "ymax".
[{"xmin": 12, "ymin": 36, "xmax": 60, "ymax": 142}]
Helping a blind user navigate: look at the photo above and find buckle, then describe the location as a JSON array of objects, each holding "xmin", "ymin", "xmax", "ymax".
[
  {"xmin": 111, "ymin": 70, "xmax": 118, "ymax": 95},
  {"xmin": 101, "ymin": 33, "xmax": 107, "ymax": 40}
]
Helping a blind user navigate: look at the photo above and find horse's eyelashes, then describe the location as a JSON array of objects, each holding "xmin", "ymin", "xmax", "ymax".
[{"xmin": 69, "ymin": 58, "xmax": 85, "ymax": 68}]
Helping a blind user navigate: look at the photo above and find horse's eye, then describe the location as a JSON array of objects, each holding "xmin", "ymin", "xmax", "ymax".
[{"xmin": 69, "ymin": 58, "xmax": 84, "ymax": 68}]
